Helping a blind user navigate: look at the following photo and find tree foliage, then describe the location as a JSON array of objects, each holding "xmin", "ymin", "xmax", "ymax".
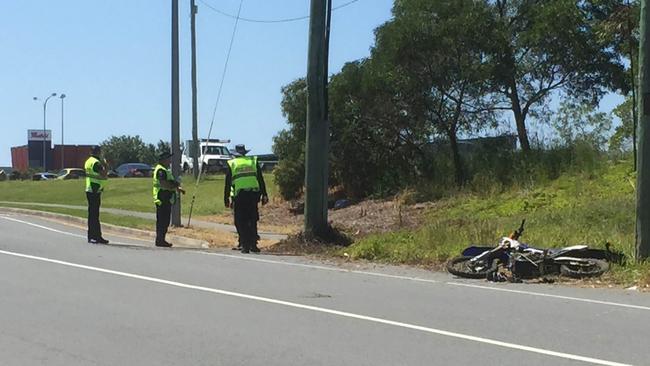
[
  {"xmin": 372, "ymin": 0, "xmax": 500, "ymax": 185},
  {"xmin": 272, "ymin": 80, "xmax": 307, "ymax": 200},
  {"xmin": 610, "ymin": 97, "xmax": 635, "ymax": 152},
  {"xmin": 491, "ymin": 0, "xmax": 627, "ymax": 151},
  {"xmin": 272, "ymin": 0, "xmax": 631, "ymax": 200},
  {"xmin": 100, "ymin": 135, "xmax": 170, "ymax": 168}
]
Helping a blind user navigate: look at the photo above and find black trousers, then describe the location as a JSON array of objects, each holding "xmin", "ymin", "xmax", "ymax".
[
  {"xmin": 156, "ymin": 202, "xmax": 172, "ymax": 244},
  {"xmin": 234, "ymin": 190, "xmax": 260, "ymax": 250},
  {"xmin": 86, "ymin": 192, "xmax": 103, "ymax": 241}
]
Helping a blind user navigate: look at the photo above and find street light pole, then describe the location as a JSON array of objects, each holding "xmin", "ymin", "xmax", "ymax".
[
  {"xmin": 60, "ymin": 94, "xmax": 66, "ymax": 169},
  {"xmin": 33, "ymin": 93, "xmax": 57, "ymax": 171}
]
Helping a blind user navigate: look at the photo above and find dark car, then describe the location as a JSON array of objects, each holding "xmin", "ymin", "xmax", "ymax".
[{"xmin": 115, "ymin": 163, "xmax": 153, "ymax": 178}]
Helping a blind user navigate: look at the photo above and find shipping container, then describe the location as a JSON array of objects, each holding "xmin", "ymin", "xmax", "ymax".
[
  {"xmin": 52, "ymin": 145, "xmax": 94, "ymax": 170},
  {"xmin": 11, "ymin": 146, "xmax": 29, "ymax": 171},
  {"xmin": 11, "ymin": 144, "xmax": 94, "ymax": 172}
]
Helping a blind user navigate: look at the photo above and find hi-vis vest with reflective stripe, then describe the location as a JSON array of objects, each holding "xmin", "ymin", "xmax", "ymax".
[
  {"xmin": 153, "ymin": 164, "xmax": 176, "ymax": 205},
  {"xmin": 84, "ymin": 156, "xmax": 106, "ymax": 193},
  {"xmin": 228, "ymin": 156, "xmax": 259, "ymax": 197}
]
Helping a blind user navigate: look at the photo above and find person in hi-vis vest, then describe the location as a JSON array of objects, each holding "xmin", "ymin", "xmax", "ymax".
[
  {"xmin": 152, "ymin": 151, "xmax": 185, "ymax": 247},
  {"xmin": 224, "ymin": 144, "xmax": 268, "ymax": 253},
  {"xmin": 84, "ymin": 146, "xmax": 109, "ymax": 244}
]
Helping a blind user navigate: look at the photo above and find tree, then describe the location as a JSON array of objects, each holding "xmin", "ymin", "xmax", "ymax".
[
  {"xmin": 273, "ymin": 61, "xmax": 432, "ymax": 199},
  {"xmin": 272, "ymin": 80, "xmax": 308, "ymax": 200},
  {"xmin": 100, "ymin": 135, "xmax": 170, "ymax": 168},
  {"xmin": 328, "ymin": 60, "xmax": 431, "ymax": 196},
  {"xmin": 551, "ymin": 100, "xmax": 613, "ymax": 147},
  {"xmin": 610, "ymin": 97, "xmax": 635, "ymax": 152},
  {"xmin": 371, "ymin": 0, "xmax": 499, "ymax": 185},
  {"xmin": 591, "ymin": 0, "xmax": 639, "ymax": 163},
  {"xmin": 490, "ymin": 0, "xmax": 627, "ymax": 152}
]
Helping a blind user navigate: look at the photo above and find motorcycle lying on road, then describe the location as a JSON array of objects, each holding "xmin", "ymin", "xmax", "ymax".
[{"xmin": 446, "ymin": 220, "xmax": 611, "ymax": 280}]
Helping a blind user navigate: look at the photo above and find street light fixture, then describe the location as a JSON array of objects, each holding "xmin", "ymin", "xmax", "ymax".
[
  {"xmin": 33, "ymin": 93, "xmax": 57, "ymax": 171},
  {"xmin": 60, "ymin": 94, "xmax": 66, "ymax": 169}
]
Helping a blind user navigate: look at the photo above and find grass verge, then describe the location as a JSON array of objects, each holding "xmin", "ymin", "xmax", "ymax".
[
  {"xmin": 0, "ymin": 174, "xmax": 277, "ymax": 217},
  {"xmin": 341, "ymin": 160, "xmax": 649, "ymax": 288},
  {"xmin": 0, "ymin": 203, "xmax": 155, "ymax": 231},
  {"xmin": 0, "ymin": 203, "xmax": 274, "ymax": 249}
]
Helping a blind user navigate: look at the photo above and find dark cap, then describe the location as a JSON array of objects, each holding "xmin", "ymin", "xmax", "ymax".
[
  {"xmin": 158, "ymin": 151, "xmax": 173, "ymax": 161},
  {"xmin": 91, "ymin": 145, "xmax": 102, "ymax": 155},
  {"xmin": 235, "ymin": 144, "xmax": 250, "ymax": 154}
]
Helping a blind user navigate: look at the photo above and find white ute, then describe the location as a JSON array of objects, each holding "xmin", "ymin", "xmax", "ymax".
[{"xmin": 182, "ymin": 139, "xmax": 233, "ymax": 174}]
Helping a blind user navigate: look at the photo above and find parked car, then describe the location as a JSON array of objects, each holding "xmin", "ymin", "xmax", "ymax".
[
  {"xmin": 115, "ymin": 163, "xmax": 153, "ymax": 178},
  {"xmin": 182, "ymin": 139, "xmax": 233, "ymax": 174},
  {"xmin": 32, "ymin": 172, "xmax": 59, "ymax": 181},
  {"xmin": 57, "ymin": 168, "xmax": 86, "ymax": 180}
]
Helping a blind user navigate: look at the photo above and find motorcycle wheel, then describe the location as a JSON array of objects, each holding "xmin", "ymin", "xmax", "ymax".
[
  {"xmin": 560, "ymin": 259, "xmax": 609, "ymax": 278},
  {"xmin": 446, "ymin": 256, "xmax": 497, "ymax": 279}
]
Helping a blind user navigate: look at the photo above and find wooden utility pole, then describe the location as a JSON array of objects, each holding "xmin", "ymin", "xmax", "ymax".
[
  {"xmin": 637, "ymin": 0, "xmax": 650, "ymax": 260},
  {"xmin": 190, "ymin": 0, "xmax": 200, "ymax": 180},
  {"xmin": 171, "ymin": 0, "xmax": 182, "ymax": 226},
  {"xmin": 304, "ymin": 0, "xmax": 331, "ymax": 238}
]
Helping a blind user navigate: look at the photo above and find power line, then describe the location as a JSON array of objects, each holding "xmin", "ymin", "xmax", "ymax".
[{"xmin": 197, "ymin": 0, "xmax": 360, "ymax": 24}]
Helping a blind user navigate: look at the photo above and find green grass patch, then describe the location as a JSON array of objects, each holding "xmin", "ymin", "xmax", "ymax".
[
  {"xmin": 0, "ymin": 203, "xmax": 155, "ymax": 231},
  {"xmin": 0, "ymin": 174, "xmax": 277, "ymax": 217},
  {"xmin": 345, "ymin": 160, "xmax": 646, "ymax": 286}
]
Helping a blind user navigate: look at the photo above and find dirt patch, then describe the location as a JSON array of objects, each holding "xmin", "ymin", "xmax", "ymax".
[
  {"xmin": 198, "ymin": 198, "xmax": 434, "ymax": 239},
  {"xmin": 168, "ymin": 226, "xmax": 276, "ymax": 249}
]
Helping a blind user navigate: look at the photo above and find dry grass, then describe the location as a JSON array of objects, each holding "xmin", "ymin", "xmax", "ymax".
[{"xmin": 196, "ymin": 214, "xmax": 298, "ymax": 236}]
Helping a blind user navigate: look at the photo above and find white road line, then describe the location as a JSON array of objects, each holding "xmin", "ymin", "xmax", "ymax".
[
  {"xmin": 193, "ymin": 251, "xmax": 439, "ymax": 284},
  {"xmin": 193, "ymin": 251, "xmax": 650, "ymax": 312},
  {"xmin": 0, "ymin": 215, "xmax": 140, "ymax": 246},
  {"xmin": 0, "ymin": 249, "xmax": 633, "ymax": 366},
  {"xmin": 0, "ymin": 215, "xmax": 87, "ymax": 239},
  {"xmin": 4, "ymin": 214, "xmax": 648, "ymax": 313},
  {"xmin": 446, "ymin": 282, "xmax": 650, "ymax": 311}
]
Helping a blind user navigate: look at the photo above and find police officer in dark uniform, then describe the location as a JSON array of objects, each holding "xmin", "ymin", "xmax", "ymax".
[
  {"xmin": 153, "ymin": 151, "xmax": 185, "ymax": 247},
  {"xmin": 84, "ymin": 146, "xmax": 109, "ymax": 244},
  {"xmin": 224, "ymin": 144, "xmax": 268, "ymax": 253}
]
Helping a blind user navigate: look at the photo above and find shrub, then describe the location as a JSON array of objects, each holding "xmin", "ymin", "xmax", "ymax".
[{"xmin": 273, "ymin": 159, "xmax": 304, "ymax": 201}]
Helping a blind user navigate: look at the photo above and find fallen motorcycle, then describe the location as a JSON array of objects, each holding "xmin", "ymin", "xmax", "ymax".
[{"xmin": 446, "ymin": 220, "xmax": 611, "ymax": 280}]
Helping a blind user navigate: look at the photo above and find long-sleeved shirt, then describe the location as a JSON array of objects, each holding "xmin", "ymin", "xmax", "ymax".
[{"xmin": 223, "ymin": 161, "xmax": 267, "ymax": 205}]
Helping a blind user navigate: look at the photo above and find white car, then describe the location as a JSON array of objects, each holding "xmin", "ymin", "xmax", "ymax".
[
  {"xmin": 32, "ymin": 172, "xmax": 59, "ymax": 181},
  {"xmin": 182, "ymin": 139, "xmax": 233, "ymax": 174}
]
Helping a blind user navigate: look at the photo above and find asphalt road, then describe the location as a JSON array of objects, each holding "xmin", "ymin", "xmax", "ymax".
[{"xmin": 1, "ymin": 212, "xmax": 649, "ymax": 366}]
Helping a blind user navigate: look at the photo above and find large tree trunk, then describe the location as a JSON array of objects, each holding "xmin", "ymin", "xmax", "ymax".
[
  {"xmin": 508, "ymin": 79, "xmax": 531, "ymax": 152},
  {"xmin": 513, "ymin": 107, "xmax": 530, "ymax": 152},
  {"xmin": 448, "ymin": 130, "xmax": 465, "ymax": 186}
]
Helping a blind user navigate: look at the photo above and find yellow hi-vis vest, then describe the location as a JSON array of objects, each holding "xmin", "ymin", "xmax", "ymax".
[
  {"xmin": 228, "ymin": 156, "xmax": 259, "ymax": 197},
  {"xmin": 153, "ymin": 164, "xmax": 176, "ymax": 206},
  {"xmin": 84, "ymin": 156, "xmax": 106, "ymax": 193}
]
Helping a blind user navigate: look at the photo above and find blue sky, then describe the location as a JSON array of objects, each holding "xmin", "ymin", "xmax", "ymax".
[
  {"xmin": 0, "ymin": 0, "xmax": 393, "ymax": 166},
  {"xmin": 0, "ymin": 0, "xmax": 626, "ymax": 167}
]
